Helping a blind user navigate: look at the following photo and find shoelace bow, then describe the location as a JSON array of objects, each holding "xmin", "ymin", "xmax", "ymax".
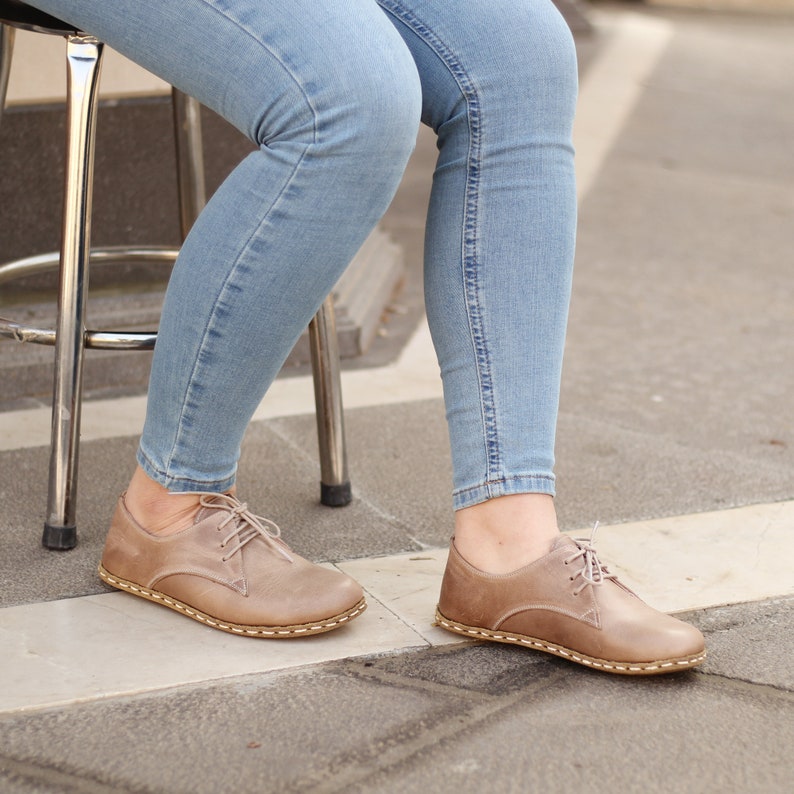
[
  {"xmin": 199, "ymin": 493, "xmax": 293, "ymax": 564},
  {"xmin": 565, "ymin": 522, "xmax": 617, "ymax": 595}
]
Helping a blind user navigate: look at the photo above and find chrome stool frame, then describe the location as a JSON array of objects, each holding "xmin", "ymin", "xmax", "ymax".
[{"xmin": 0, "ymin": 2, "xmax": 351, "ymax": 550}]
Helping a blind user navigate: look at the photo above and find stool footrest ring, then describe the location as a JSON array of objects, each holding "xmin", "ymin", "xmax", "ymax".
[{"xmin": 0, "ymin": 245, "xmax": 178, "ymax": 350}]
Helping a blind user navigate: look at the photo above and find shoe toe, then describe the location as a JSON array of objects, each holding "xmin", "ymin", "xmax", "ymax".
[
  {"xmin": 661, "ymin": 616, "xmax": 705, "ymax": 659},
  {"xmin": 310, "ymin": 567, "xmax": 365, "ymax": 620}
]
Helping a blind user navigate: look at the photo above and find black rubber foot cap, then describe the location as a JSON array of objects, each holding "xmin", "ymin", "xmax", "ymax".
[
  {"xmin": 42, "ymin": 523, "xmax": 77, "ymax": 550},
  {"xmin": 321, "ymin": 481, "xmax": 352, "ymax": 507}
]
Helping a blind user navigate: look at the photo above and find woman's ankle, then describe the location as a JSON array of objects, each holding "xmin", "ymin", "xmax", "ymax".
[
  {"xmin": 453, "ymin": 493, "xmax": 561, "ymax": 574},
  {"xmin": 124, "ymin": 466, "xmax": 203, "ymax": 536}
]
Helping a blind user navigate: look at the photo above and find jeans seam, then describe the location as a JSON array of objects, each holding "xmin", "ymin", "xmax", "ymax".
[
  {"xmin": 377, "ymin": 0, "xmax": 502, "ymax": 485},
  {"xmin": 453, "ymin": 474, "xmax": 557, "ymax": 510},
  {"xmin": 455, "ymin": 474, "xmax": 556, "ymax": 493},
  {"xmin": 162, "ymin": 138, "xmax": 312, "ymax": 479},
  {"xmin": 137, "ymin": 446, "xmax": 236, "ymax": 491}
]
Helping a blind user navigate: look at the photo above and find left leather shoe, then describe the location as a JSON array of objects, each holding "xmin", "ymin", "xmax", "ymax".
[
  {"xmin": 99, "ymin": 492, "xmax": 366, "ymax": 637},
  {"xmin": 435, "ymin": 531, "xmax": 706, "ymax": 675}
]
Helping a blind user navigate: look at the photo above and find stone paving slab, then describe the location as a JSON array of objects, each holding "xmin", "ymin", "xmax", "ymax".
[
  {"xmin": 360, "ymin": 667, "xmax": 792, "ymax": 794},
  {"xmin": 1, "ymin": 597, "xmax": 791, "ymax": 794},
  {"xmin": 691, "ymin": 596, "xmax": 794, "ymax": 690},
  {"xmin": 0, "ymin": 666, "xmax": 454, "ymax": 794}
]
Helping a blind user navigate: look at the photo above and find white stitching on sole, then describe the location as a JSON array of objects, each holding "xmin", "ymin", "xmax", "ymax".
[
  {"xmin": 434, "ymin": 613, "xmax": 706, "ymax": 674},
  {"xmin": 99, "ymin": 566, "xmax": 365, "ymax": 637}
]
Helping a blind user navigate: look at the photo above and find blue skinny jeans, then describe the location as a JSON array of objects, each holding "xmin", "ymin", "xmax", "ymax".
[{"xmin": 28, "ymin": 0, "xmax": 578, "ymax": 510}]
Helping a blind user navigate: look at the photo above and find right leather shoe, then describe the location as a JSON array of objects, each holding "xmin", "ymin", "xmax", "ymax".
[
  {"xmin": 436, "ymin": 531, "xmax": 706, "ymax": 675},
  {"xmin": 99, "ymin": 493, "xmax": 366, "ymax": 637}
]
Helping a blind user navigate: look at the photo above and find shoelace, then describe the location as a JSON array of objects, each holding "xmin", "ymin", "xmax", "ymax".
[
  {"xmin": 199, "ymin": 493, "xmax": 293, "ymax": 564},
  {"xmin": 565, "ymin": 522, "xmax": 617, "ymax": 596}
]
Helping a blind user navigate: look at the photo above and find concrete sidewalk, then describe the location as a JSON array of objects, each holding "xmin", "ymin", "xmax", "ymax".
[{"xmin": 1, "ymin": 3, "xmax": 793, "ymax": 792}]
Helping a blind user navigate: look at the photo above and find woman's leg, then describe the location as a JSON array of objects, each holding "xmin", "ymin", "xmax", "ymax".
[
  {"xmin": 27, "ymin": 1, "xmax": 422, "ymax": 525},
  {"xmin": 378, "ymin": 0, "xmax": 578, "ymax": 571},
  {"xmin": 379, "ymin": 1, "xmax": 705, "ymax": 672}
]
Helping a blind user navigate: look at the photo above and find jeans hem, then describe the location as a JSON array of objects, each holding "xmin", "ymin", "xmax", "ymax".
[
  {"xmin": 136, "ymin": 447, "xmax": 237, "ymax": 494},
  {"xmin": 452, "ymin": 475, "xmax": 556, "ymax": 511}
]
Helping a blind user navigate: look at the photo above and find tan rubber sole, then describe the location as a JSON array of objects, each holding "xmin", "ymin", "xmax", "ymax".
[
  {"xmin": 435, "ymin": 608, "xmax": 706, "ymax": 675},
  {"xmin": 98, "ymin": 563, "xmax": 367, "ymax": 638}
]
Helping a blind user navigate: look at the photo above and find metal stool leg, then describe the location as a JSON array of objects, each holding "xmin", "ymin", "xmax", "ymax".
[
  {"xmin": 171, "ymin": 87, "xmax": 206, "ymax": 236},
  {"xmin": 309, "ymin": 296, "xmax": 352, "ymax": 506},
  {"xmin": 42, "ymin": 35, "xmax": 104, "ymax": 549}
]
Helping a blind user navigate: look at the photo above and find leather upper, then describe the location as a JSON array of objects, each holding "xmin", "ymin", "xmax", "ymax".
[
  {"xmin": 438, "ymin": 535, "xmax": 705, "ymax": 664},
  {"xmin": 101, "ymin": 495, "xmax": 364, "ymax": 628}
]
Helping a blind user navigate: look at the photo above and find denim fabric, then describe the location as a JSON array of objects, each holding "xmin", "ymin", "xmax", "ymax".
[{"xmin": 27, "ymin": 0, "xmax": 578, "ymax": 509}]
